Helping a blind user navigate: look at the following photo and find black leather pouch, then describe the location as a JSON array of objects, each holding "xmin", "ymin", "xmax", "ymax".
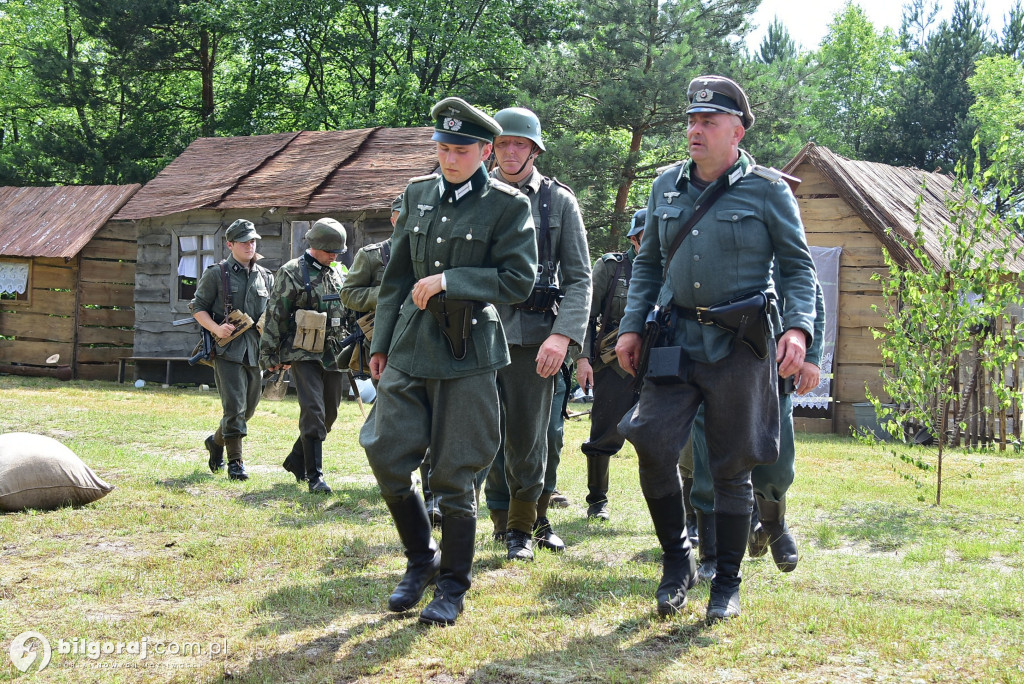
[{"xmin": 646, "ymin": 345, "xmax": 691, "ymax": 385}]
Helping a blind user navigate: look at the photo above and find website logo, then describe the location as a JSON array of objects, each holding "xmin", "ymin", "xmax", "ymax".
[{"xmin": 9, "ymin": 631, "xmax": 51, "ymax": 673}]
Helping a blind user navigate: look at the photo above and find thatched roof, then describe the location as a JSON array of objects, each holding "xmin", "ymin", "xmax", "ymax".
[
  {"xmin": 115, "ymin": 127, "xmax": 436, "ymax": 221},
  {"xmin": 784, "ymin": 142, "xmax": 1024, "ymax": 273},
  {"xmin": 0, "ymin": 185, "xmax": 141, "ymax": 258}
]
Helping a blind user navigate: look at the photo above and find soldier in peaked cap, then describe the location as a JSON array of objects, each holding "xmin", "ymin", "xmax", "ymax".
[
  {"xmin": 359, "ymin": 97, "xmax": 537, "ymax": 627},
  {"xmin": 614, "ymin": 74, "xmax": 818, "ymax": 623},
  {"xmin": 192, "ymin": 218, "xmax": 273, "ymax": 481},
  {"xmin": 481, "ymin": 106, "xmax": 592, "ymax": 560},
  {"xmin": 260, "ymin": 218, "xmax": 349, "ymax": 494}
]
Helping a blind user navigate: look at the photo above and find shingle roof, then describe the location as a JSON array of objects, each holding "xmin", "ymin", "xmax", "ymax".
[
  {"xmin": 0, "ymin": 185, "xmax": 141, "ymax": 258},
  {"xmin": 115, "ymin": 127, "xmax": 437, "ymax": 220}
]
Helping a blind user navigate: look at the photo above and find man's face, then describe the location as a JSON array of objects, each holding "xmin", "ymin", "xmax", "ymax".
[
  {"xmin": 493, "ymin": 135, "xmax": 536, "ymax": 179},
  {"xmin": 437, "ymin": 141, "xmax": 490, "ymax": 185},
  {"xmin": 629, "ymin": 230, "xmax": 644, "ymax": 252},
  {"xmin": 686, "ymin": 112, "xmax": 743, "ymax": 167},
  {"xmin": 309, "ymin": 248, "xmax": 340, "ymax": 267},
  {"xmin": 227, "ymin": 239, "xmax": 257, "ymax": 263}
]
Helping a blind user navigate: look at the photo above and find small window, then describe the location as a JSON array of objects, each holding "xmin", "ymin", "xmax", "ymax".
[
  {"xmin": 0, "ymin": 259, "xmax": 30, "ymax": 305},
  {"xmin": 174, "ymin": 233, "xmax": 217, "ymax": 303}
]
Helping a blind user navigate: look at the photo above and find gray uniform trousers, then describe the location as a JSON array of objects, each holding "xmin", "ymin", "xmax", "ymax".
[
  {"xmin": 213, "ymin": 357, "xmax": 262, "ymax": 439},
  {"xmin": 484, "ymin": 345, "xmax": 555, "ymax": 509},
  {"xmin": 618, "ymin": 341, "xmax": 779, "ymax": 516},
  {"xmin": 290, "ymin": 360, "xmax": 346, "ymax": 441},
  {"xmin": 362, "ymin": 365, "xmax": 501, "ymax": 518},
  {"xmin": 690, "ymin": 389, "xmax": 795, "ymax": 514},
  {"xmin": 544, "ymin": 369, "xmax": 568, "ymax": 493}
]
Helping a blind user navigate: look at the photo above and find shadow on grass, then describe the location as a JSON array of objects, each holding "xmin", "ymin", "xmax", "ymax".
[
  {"xmin": 156, "ymin": 469, "xmax": 216, "ymax": 488},
  {"xmin": 833, "ymin": 502, "xmax": 950, "ymax": 551}
]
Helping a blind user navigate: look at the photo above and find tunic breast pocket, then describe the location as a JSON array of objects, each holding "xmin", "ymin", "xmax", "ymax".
[
  {"xmin": 409, "ymin": 228, "xmax": 429, "ymax": 263},
  {"xmin": 449, "ymin": 223, "xmax": 491, "ymax": 265},
  {"xmin": 654, "ymin": 204, "xmax": 684, "ymax": 248},
  {"xmin": 716, "ymin": 208, "xmax": 764, "ymax": 250}
]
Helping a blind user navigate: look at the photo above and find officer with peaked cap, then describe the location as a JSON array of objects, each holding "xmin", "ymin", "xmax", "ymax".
[
  {"xmin": 260, "ymin": 217, "xmax": 349, "ymax": 494},
  {"xmin": 481, "ymin": 106, "xmax": 592, "ymax": 560},
  {"xmin": 574, "ymin": 208, "xmax": 646, "ymax": 521},
  {"xmin": 615, "ymin": 74, "xmax": 818, "ymax": 623},
  {"xmin": 360, "ymin": 97, "xmax": 537, "ymax": 626},
  {"xmin": 192, "ymin": 218, "xmax": 273, "ymax": 481}
]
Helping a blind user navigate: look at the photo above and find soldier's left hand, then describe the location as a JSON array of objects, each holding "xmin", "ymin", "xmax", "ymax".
[
  {"xmin": 536, "ymin": 334, "xmax": 570, "ymax": 378},
  {"xmin": 412, "ymin": 274, "xmax": 445, "ymax": 310},
  {"xmin": 776, "ymin": 328, "xmax": 807, "ymax": 378}
]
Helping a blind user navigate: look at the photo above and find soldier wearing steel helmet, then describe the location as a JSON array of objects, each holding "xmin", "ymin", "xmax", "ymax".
[
  {"xmin": 260, "ymin": 218, "xmax": 350, "ymax": 494},
  {"xmin": 481, "ymin": 106, "xmax": 592, "ymax": 560},
  {"xmin": 192, "ymin": 218, "xmax": 273, "ymax": 482},
  {"xmin": 614, "ymin": 75, "xmax": 818, "ymax": 623},
  {"xmin": 359, "ymin": 97, "xmax": 536, "ymax": 627}
]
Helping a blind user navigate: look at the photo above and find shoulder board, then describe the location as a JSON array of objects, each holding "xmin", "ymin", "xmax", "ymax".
[
  {"xmin": 362, "ymin": 242, "xmax": 383, "ymax": 253},
  {"xmin": 408, "ymin": 173, "xmax": 440, "ymax": 184},
  {"xmin": 751, "ymin": 165, "xmax": 801, "ymax": 192},
  {"xmin": 548, "ymin": 177, "xmax": 576, "ymax": 197},
  {"xmin": 489, "ymin": 179, "xmax": 520, "ymax": 196},
  {"xmin": 656, "ymin": 160, "xmax": 685, "ymax": 175},
  {"xmin": 601, "ymin": 252, "xmax": 625, "ymax": 263}
]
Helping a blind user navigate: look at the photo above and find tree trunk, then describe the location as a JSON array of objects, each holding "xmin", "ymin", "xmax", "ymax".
[
  {"xmin": 200, "ymin": 29, "xmax": 215, "ymax": 137},
  {"xmin": 612, "ymin": 127, "xmax": 645, "ymax": 244}
]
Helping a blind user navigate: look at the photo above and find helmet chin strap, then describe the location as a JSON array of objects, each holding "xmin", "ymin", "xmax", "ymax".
[{"xmin": 502, "ymin": 145, "xmax": 539, "ymax": 180}]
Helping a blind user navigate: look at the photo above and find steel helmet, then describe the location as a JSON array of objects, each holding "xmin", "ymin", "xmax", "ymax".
[
  {"xmin": 493, "ymin": 107, "xmax": 545, "ymax": 152},
  {"xmin": 306, "ymin": 218, "xmax": 347, "ymax": 253}
]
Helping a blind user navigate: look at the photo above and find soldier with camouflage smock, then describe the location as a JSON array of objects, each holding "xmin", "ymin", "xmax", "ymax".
[
  {"xmin": 360, "ymin": 97, "xmax": 537, "ymax": 627},
  {"xmin": 483, "ymin": 106, "xmax": 591, "ymax": 560},
  {"xmin": 192, "ymin": 219, "xmax": 273, "ymax": 482},
  {"xmin": 260, "ymin": 218, "xmax": 349, "ymax": 494},
  {"xmin": 574, "ymin": 208, "xmax": 646, "ymax": 521}
]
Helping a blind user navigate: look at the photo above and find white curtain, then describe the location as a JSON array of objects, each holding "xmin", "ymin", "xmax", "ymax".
[
  {"xmin": 794, "ymin": 246, "xmax": 841, "ymax": 410},
  {"xmin": 0, "ymin": 261, "xmax": 29, "ymax": 294},
  {"xmin": 177, "ymin": 236, "xmax": 216, "ymax": 278}
]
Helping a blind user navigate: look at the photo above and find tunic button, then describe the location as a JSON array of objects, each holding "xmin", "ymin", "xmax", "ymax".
[
  {"xmin": 691, "ymin": 229, "xmax": 699, "ymax": 236},
  {"xmin": 732, "ymin": 214, "xmax": 739, "ymax": 221},
  {"xmin": 434, "ymin": 260, "xmax": 441, "ymax": 267},
  {"xmin": 441, "ymin": 217, "xmax": 448, "ymax": 223},
  {"xmin": 466, "ymin": 233, "xmax": 473, "ymax": 240},
  {"xmin": 693, "ymin": 254, "xmax": 700, "ymax": 262},
  {"xmin": 413, "ymin": 226, "xmax": 420, "ymax": 233},
  {"xmin": 694, "ymin": 282, "xmax": 701, "ymax": 289},
  {"xmin": 471, "ymin": 318, "xmax": 478, "ymax": 325},
  {"xmin": 663, "ymin": 213, "xmax": 668, "ymax": 219},
  {"xmin": 436, "ymin": 237, "xmax": 443, "ymax": 243}
]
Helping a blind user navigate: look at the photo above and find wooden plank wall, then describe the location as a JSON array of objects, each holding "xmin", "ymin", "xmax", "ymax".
[
  {"xmin": 76, "ymin": 221, "xmax": 137, "ymax": 380},
  {"xmin": 0, "ymin": 257, "xmax": 77, "ymax": 378},
  {"xmin": 794, "ymin": 163, "xmax": 891, "ymax": 434}
]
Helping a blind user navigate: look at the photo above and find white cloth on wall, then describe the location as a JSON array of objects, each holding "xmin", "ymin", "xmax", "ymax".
[
  {"xmin": 794, "ymin": 245, "xmax": 841, "ymax": 410},
  {"xmin": 177, "ymin": 235, "xmax": 216, "ymax": 278},
  {"xmin": 0, "ymin": 261, "xmax": 29, "ymax": 294}
]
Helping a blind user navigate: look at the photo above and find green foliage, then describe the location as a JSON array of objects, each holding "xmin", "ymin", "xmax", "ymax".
[{"xmin": 968, "ymin": 54, "xmax": 1024, "ymax": 212}]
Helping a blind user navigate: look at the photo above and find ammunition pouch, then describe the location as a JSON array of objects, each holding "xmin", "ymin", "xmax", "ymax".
[
  {"xmin": 356, "ymin": 311, "xmax": 375, "ymax": 343},
  {"xmin": 511, "ymin": 284, "xmax": 564, "ymax": 314},
  {"xmin": 599, "ymin": 327, "xmax": 619, "ymax": 365},
  {"xmin": 647, "ymin": 345, "xmax": 691, "ymax": 385},
  {"xmin": 345, "ymin": 312, "xmax": 376, "ymax": 378},
  {"xmin": 217, "ymin": 309, "xmax": 255, "ymax": 347},
  {"xmin": 425, "ymin": 293, "xmax": 475, "ymax": 361},
  {"xmin": 293, "ymin": 309, "xmax": 328, "ymax": 353},
  {"xmin": 675, "ymin": 291, "xmax": 771, "ymax": 360}
]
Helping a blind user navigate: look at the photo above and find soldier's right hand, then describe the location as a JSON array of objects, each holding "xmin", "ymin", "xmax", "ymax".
[
  {"xmin": 370, "ymin": 353, "xmax": 388, "ymax": 380},
  {"xmin": 615, "ymin": 333, "xmax": 642, "ymax": 377},
  {"xmin": 576, "ymin": 358, "xmax": 594, "ymax": 394},
  {"xmin": 216, "ymin": 322, "xmax": 236, "ymax": 339}
]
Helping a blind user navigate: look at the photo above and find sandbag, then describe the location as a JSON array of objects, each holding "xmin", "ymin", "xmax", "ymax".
[{"xmin": 0, "ymin": 432, "xmax": 114, "ymax": 512}]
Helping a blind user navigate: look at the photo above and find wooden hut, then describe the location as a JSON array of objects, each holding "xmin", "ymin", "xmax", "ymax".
[
  {"xmin": 113, "ymin": 126, "xmax": 436, "ymax": 381},
  {"xmin": 783, "ymin": 143, "xmax": 1024, "ymax": 434},
  {"xmin": 0, "ymin": 185, "xmax": 141, "ymax": 380}
]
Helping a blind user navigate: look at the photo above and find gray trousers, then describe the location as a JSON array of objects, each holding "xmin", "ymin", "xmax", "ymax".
[
  {"xmin": 581, "ymin": 365, "xmax": 636, "ymax": 458},
  {"xmin": 618, "ymin": 341, "xmax": 779, "ymax": 515},
  {"xmin": 361, "ymin": 365, "xmax": 500, "ymax": 518},
  {"xmin": 290, "ymin": 360, "xmax": 345, "ymax": 441},
  {"xmin": 213, "ymin": 358, "xmax": 261, "ymax": 440}
]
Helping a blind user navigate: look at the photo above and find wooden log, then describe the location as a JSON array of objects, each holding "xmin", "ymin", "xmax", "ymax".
[
  {"xmin": 0, "ymin": 363, "xmax": 72, "ymax": 380},
  {"xmin": 0, "ymin": 339, "xmax": 74, "ymax": 365}
]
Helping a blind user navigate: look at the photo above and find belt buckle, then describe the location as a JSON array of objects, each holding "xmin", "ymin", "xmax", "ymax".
[{"xmin": 695, "ymin": 307, "xmax": 711, "ymax": 325}]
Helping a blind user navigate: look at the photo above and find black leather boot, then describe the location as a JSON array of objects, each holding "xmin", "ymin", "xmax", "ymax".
[
  {"xmin": 706, "ymin": 512, "xmax": 748, "ymax": 624},
  {"xmin": 682, "ymin": 477, "xmax": 699, "ymax": 547},
  {"xmin": 302, "ymin": 438, "xmax": 332, "ymax": 494},
  {"xmin": 282, "ymin": 438, "xmax": 305, "ymax": 482},
  {"xmin": 385, "ymin": 494, "xmax": 441, "ymax": 612},
  {"xmin": 756, "ymin": 494, "xmax": 798, "ymax": 572},
  {"xmin": 695, "ymin": 510, "xmax": 717, "ymax": 584},
  {"xmin": 645, "ymin": 491, "xmax": 697, "ymax": 617},
  {"xmin": 585, "ymin": 455, "xmax": 611, "ymax": 520},
  {"xmin": 205, "ymin": 429, "xmax": 225, "ymax": 473},
  {"xmin": 225, "ymin": 437, "xmax": 248, "ymax": 481},
  {"xmin": 420, "ymin": 516, "xmax": 476, "ymax": 626},
  {"xmin": 533, "ymin": 492, "xmax": 566, "ymax": 552}
]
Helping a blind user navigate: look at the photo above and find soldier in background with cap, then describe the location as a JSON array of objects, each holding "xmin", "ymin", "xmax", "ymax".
[
  {"xmin": 360, "ymin": 97, "xmax": 536, "ymax": 627},
  {"xmin": 482, "ymin": 106, "xmax": 591, "ymax": 560},
  {"xmin": 573, "ymin": 208, "xmax": 646, "ymax": 521},
  {"xmin": 193, "ymin": 219, "xmax": 273, "ymax": 481},
  {"xmin": 260, "ymin": 218, "xmax": 349, "ymax": 494},
  {"xmin": 614, "ymin": 75, "xmax": 818, "ymax": 623}
]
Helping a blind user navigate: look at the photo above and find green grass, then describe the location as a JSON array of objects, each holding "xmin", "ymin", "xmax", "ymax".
[{"xmin": 1, "ymin": 375, "xmax": 1023, "ymax": 683}]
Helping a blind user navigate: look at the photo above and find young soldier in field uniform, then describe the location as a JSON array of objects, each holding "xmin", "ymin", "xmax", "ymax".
[
  {"xmin": 193, "ymin": 219, "xmax": 273, "ymax": 481},
  {"xmin": 260, "ymin": 219, "xmax": 349, "ymax": 494},
  {"xmin": 574, "ymin": 209, "xmax": 646, "ymax": 521},
  {"xmin": 615, "ymin": 75, "xmax": 818, "ymax": 623},
  {"xmin": 360, "ymin": 98, "xmax": 537, "ymax": 627},
  {"xmin": 482, "ymin": 107, "xmax": 592, "ymax": 560}
]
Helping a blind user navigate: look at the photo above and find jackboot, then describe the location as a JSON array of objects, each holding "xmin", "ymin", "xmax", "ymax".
[
  {"xmin": 532, "ymin": 491, "xmax": 566, "ymax": 552},
  {"xmin": 682, "ymin": 477, "xmax": 699, "ymax": 547},
  {"xmin": 282, "ymin": 438, "xmax": 305, "ymax": 482},
  {"xmin": 225, "ymin": 437, "xmax": 248, "ymax": 481},
  {"xmin": 756, "ymin": 494, "xmax": 798, "ymax": 572},
  {"xmin": 384, "ymin": 494, "xmax": 441, "ymax": 612},
  {"xmin": 419, "ymin": 516, "xmax": 476, "ymax": 626},
  {"xmin": 695, "ymin": 510, "xmax": 717, "ymax": 584},
  {"xmin": 585, "ymin": 454, "xmax": 611, "ymax": 520},
  {"xmin": 645, "ymin": 491, "xmax": 697, "ymax": 617},
  {"xmin": 205, "ymin": 428, "xmax": 225, "ymax": 473},
  {"xmin": 302, "ymin": 437, "xmax": 332, "ymax": 494},
  {"xmin": 747, "ymin": 507, "xmax": 769, "ymax": 557},
  {"xmin": 706, "ymin": 512, "xmax": 748, "ymax": 624},
  {"xmin": 489, "ymin": 508, "xmax": 508, "ymax": 542}
]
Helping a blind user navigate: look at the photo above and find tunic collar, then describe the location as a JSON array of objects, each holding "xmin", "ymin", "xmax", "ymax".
[
  {"xmin": 674, "ymin": 149, "xmax": 755, "ymax": 193},
  {"xmin": 302, "ymin": 250, "xmax": 325, "ymax": 272},
  {"xmin": 492, "ymin": 166, "xmax": 542, "ymax": 195},
  {"xmin": 438, "ymin": 164, "xmax": 490, "ymax": 205}
]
